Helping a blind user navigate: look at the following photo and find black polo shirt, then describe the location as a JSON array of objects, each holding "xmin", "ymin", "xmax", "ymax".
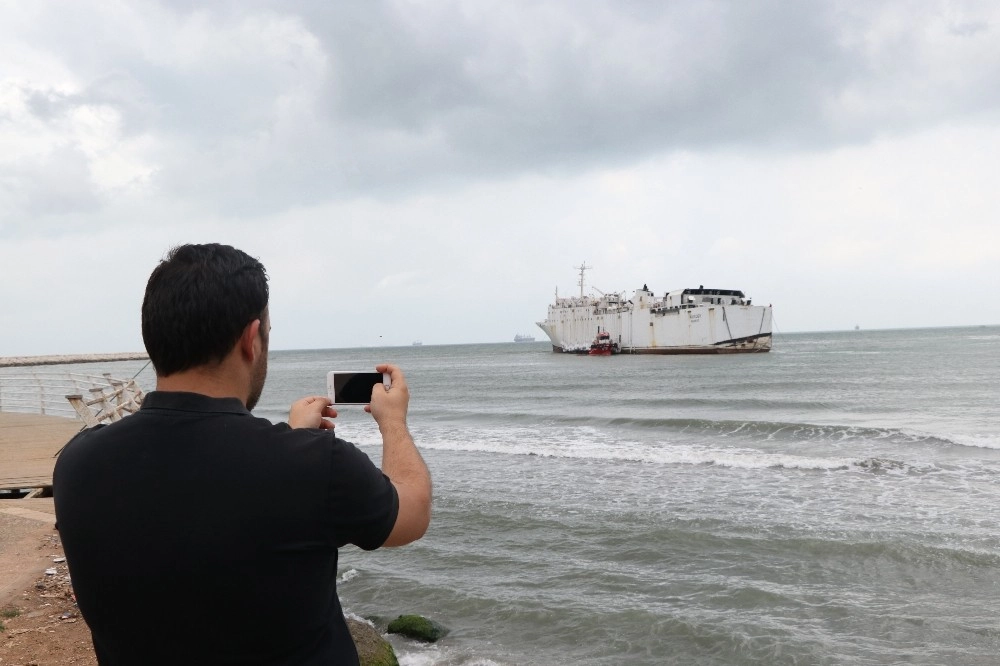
[{"xmin": 53, "ymin": 391, "xmax": 399, "ymax": 665}]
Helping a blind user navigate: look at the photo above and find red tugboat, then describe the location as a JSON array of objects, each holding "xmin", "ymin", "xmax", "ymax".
[{"xmin": 588, "ymin": 330, "xmax": 620, "ymax": 356}]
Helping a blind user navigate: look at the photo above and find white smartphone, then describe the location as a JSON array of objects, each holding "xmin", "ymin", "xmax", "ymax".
[{"xmin": 326, "ymin": 370, "xmax": 391, "ymax": 405}]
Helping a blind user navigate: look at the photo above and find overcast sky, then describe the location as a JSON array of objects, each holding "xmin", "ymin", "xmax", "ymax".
[{"xmin": 3, "ymin": 0, "xmax": 999, "ymax": 355}]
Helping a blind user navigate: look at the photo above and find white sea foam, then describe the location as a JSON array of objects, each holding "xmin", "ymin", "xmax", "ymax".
[
  {"xmin": 889, "ymin": 426, "xmax": 1000, "ymax": 451},
  {"xmin": 338, "ymin": 568, "xmax": 360, "ymax": 583},
  {"xmin": 403, "ymin": 425, "xmax": 862, "ymax": 471},
  {"xmin": 396, "ymin": 646, "xmax": 443, "ymax": 666},
  {"xmin": 397, "ymin": 646, "xmax": 505, "ymax": 666},
  {"xmin": 948, "ymin": 433, "xmax": 1000, "ymax": 450},
  {"xmin": 343, "ymin": 610, "xmax": 373, "ymax": 626}
]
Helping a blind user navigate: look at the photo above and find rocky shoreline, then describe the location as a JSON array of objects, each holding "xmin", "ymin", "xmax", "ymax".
[{"xmin": 0, "ymin": 353, "xmax": 149, "ymax": 368}]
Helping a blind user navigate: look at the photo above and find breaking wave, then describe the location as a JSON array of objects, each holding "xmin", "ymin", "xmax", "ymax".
[
  {"xmin": 947, "ymin": 434, "xmax": 1000, "ymax": 450},
  {"xmin": 417, "ymin": 410, "xmax": 969, "ymax": 449},
  {"xmin": 352, "ymin": 426, "xmax": 922, "ymax": 474}
]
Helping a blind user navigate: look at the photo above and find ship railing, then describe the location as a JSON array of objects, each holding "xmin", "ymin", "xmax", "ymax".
[{"xmin": 553, "ymin": 296, "xmax": 598, "ymax": 307}]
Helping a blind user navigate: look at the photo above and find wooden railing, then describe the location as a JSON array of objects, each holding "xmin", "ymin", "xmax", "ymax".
[
  {"xmin": 66, "ymin": 376, "xmax": 145, "ymax": 426},
  {"xmin": 0, "ymin": 372, "xmax": 145, "ymax": 425}
]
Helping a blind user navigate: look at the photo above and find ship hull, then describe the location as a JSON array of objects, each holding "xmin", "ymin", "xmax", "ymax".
[
  {"xmin": 538, "ymin": 301, "xmax": 773, "ymax": 355},
  {"xmin": 552, "ymin": 338, "xmax": 771, "ymax": 354}
]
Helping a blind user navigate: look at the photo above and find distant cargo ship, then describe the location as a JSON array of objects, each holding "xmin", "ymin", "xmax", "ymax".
[
  {"xmin": 536, "ymin": 264, "xmax": 772, "ymax": 354},
  {"xmin": 514, "ymin": 334, "xmax": 536, "ymax": 343}
]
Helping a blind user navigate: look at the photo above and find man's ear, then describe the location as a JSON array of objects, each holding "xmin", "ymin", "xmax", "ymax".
[{"xmin": 239, "ymin": 319, "xmax": 262, "ymax": 361}]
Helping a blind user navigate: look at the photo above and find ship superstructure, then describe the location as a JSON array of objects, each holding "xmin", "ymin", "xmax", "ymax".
[{"xmin": 536, "ymin": 265, "xmax": 772, "ymax": 354}]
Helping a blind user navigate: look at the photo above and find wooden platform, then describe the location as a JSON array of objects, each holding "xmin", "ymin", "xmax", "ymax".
[{"xmin": 0, "ymin": 412, "xmax": 83, "ymax": 494}]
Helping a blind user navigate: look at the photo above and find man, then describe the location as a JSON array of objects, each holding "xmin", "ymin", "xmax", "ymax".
[{"xmin": 53, "ymin": 243, "xmax": 432, "ymax": 665}]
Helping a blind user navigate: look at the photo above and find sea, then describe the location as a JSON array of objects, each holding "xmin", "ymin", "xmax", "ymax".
[{"xmin": 28, "ymin": 326, "xmax": 1000, "ymax": 664}]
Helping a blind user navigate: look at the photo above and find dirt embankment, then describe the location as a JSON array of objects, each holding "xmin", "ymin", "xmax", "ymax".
[{"xmin": 0, "ymin": 527, "xmax": 95, "ymax": 665}]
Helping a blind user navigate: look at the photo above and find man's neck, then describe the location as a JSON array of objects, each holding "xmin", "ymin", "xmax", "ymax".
[{"xmin": 155, "ymin": 364, "xmax": 248, "ymax": 406}]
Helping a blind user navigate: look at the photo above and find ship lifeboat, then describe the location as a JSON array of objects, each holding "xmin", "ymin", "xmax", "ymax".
[{"xmin": 588, "ymin": 330, "xmax": 620, "ymax": 356}]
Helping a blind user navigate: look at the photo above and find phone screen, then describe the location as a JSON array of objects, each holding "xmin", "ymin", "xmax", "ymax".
[{"xmin": 330, "ymin": 372, "xmax": 384, "ymax": 404}]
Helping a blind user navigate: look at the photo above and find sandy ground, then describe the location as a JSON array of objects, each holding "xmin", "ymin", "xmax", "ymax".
[{"xmin": 0, "ymin": 507, "xmax": 96, "ymax": 665}]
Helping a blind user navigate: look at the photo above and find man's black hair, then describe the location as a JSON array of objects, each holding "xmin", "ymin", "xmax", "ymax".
[{"xmin": 141, "ymin": 243, "xmax": 269, "ymax": 377}]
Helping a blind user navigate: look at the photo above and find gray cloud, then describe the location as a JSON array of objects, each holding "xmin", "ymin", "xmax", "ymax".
[
  {"xmin": 204, "ymin": 2, "xmax": 1000, "ymax": 210},
  {"xmin": 5, "ymin": 1, "xmax": 1000, "ymax": 217},
  {"xmin": 0, "ymin": 145, "xmax": 101, "ymax": 230}
]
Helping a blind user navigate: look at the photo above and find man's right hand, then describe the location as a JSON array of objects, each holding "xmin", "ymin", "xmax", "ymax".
[
  {"xmin": 365, "ymin": 364, "xmax": 409, "ymax": 428},
  {"xmin": 365, "ymin": 364, "xmax": 431, "ymax": 547}
]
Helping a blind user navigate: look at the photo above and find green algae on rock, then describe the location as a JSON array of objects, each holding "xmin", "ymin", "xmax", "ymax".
[{"xmin": 387, "ymin": 614, "xmax": 449, "ymax": 643}]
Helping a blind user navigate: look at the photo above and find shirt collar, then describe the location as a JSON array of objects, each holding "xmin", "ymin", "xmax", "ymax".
[{"xmin": 140, "ymin": 391, "xmax": 251, "ymax": 416}]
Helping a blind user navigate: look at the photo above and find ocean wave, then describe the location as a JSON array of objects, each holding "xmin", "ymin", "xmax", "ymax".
[
  {"xmin": 764, "ymin": 536, "xmax": 1000, "ymax": 569},
  {"xmin": 396, "ymin": 649, "xmax": 442, "ymax": 666},
  {"xmin": 610, "ymin": 419, "xmax": 934, "ymax": 445},
  {"xmin": 610, "ymin": 396, "xmax": 842, "ymax": 410},
  {"xmin": 853, "ymin": 457, "xmax": 908, "ymax": 474},
  {"xmin": 403, "ymin": 431, "xmax": 912, "ymax": 473},
  {"xmin": 418, "ymin": 411, "xmax": 967, "ymax": 449},
  {"xmin": 947, "ymin": 434, "xmax": 1000, "ymax": 450},
  {"xmin": 395, "ymin": 643, "xmax": 508, "ymax": 666},
  {"xmin": 402, "ymin": 653, "xmax": 505, "ymax": 666}
]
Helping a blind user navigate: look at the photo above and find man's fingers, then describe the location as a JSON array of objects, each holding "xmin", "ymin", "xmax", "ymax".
[{"xmin": 375, "ymin": 364, "xmax": 405, "ymax": 389}]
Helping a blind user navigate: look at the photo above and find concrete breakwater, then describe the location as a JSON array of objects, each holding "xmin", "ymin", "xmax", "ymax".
[{"xmin": 0, "ymin": 353, "xmax": 149, "ymax": 368}]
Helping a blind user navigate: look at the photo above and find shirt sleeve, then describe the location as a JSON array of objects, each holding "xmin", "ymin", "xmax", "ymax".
[{"xmin": 325, "ymin": 438, "xmax": 400, "ymax": 550}]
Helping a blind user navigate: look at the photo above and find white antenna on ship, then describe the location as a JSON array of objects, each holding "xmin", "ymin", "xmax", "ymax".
[{"xmin": 574, "ymin": 262, "xmax": 591, "ymax": 298}]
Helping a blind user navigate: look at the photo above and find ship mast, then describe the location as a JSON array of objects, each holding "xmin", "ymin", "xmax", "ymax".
[{"xmin": 574, "ymin": 262, "xmax": 591, "ymax": 298}]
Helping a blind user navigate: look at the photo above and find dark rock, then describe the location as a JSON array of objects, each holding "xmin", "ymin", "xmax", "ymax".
[
  {"xmin": 364, "ymin": 614, "xmax": 392, "ymax": 627},
  {"xmin": 347, "ymin": 617, "xmax": 398, "ymax": 666},
  {"xmin": 387, "ymin": 614, "xmax": 448, "ymax": 643}
]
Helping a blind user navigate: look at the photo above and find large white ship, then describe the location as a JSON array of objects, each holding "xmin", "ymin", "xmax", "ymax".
[{"xmin": 537, "ymin": 265, "xmax": 772, "ymax": 354}]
